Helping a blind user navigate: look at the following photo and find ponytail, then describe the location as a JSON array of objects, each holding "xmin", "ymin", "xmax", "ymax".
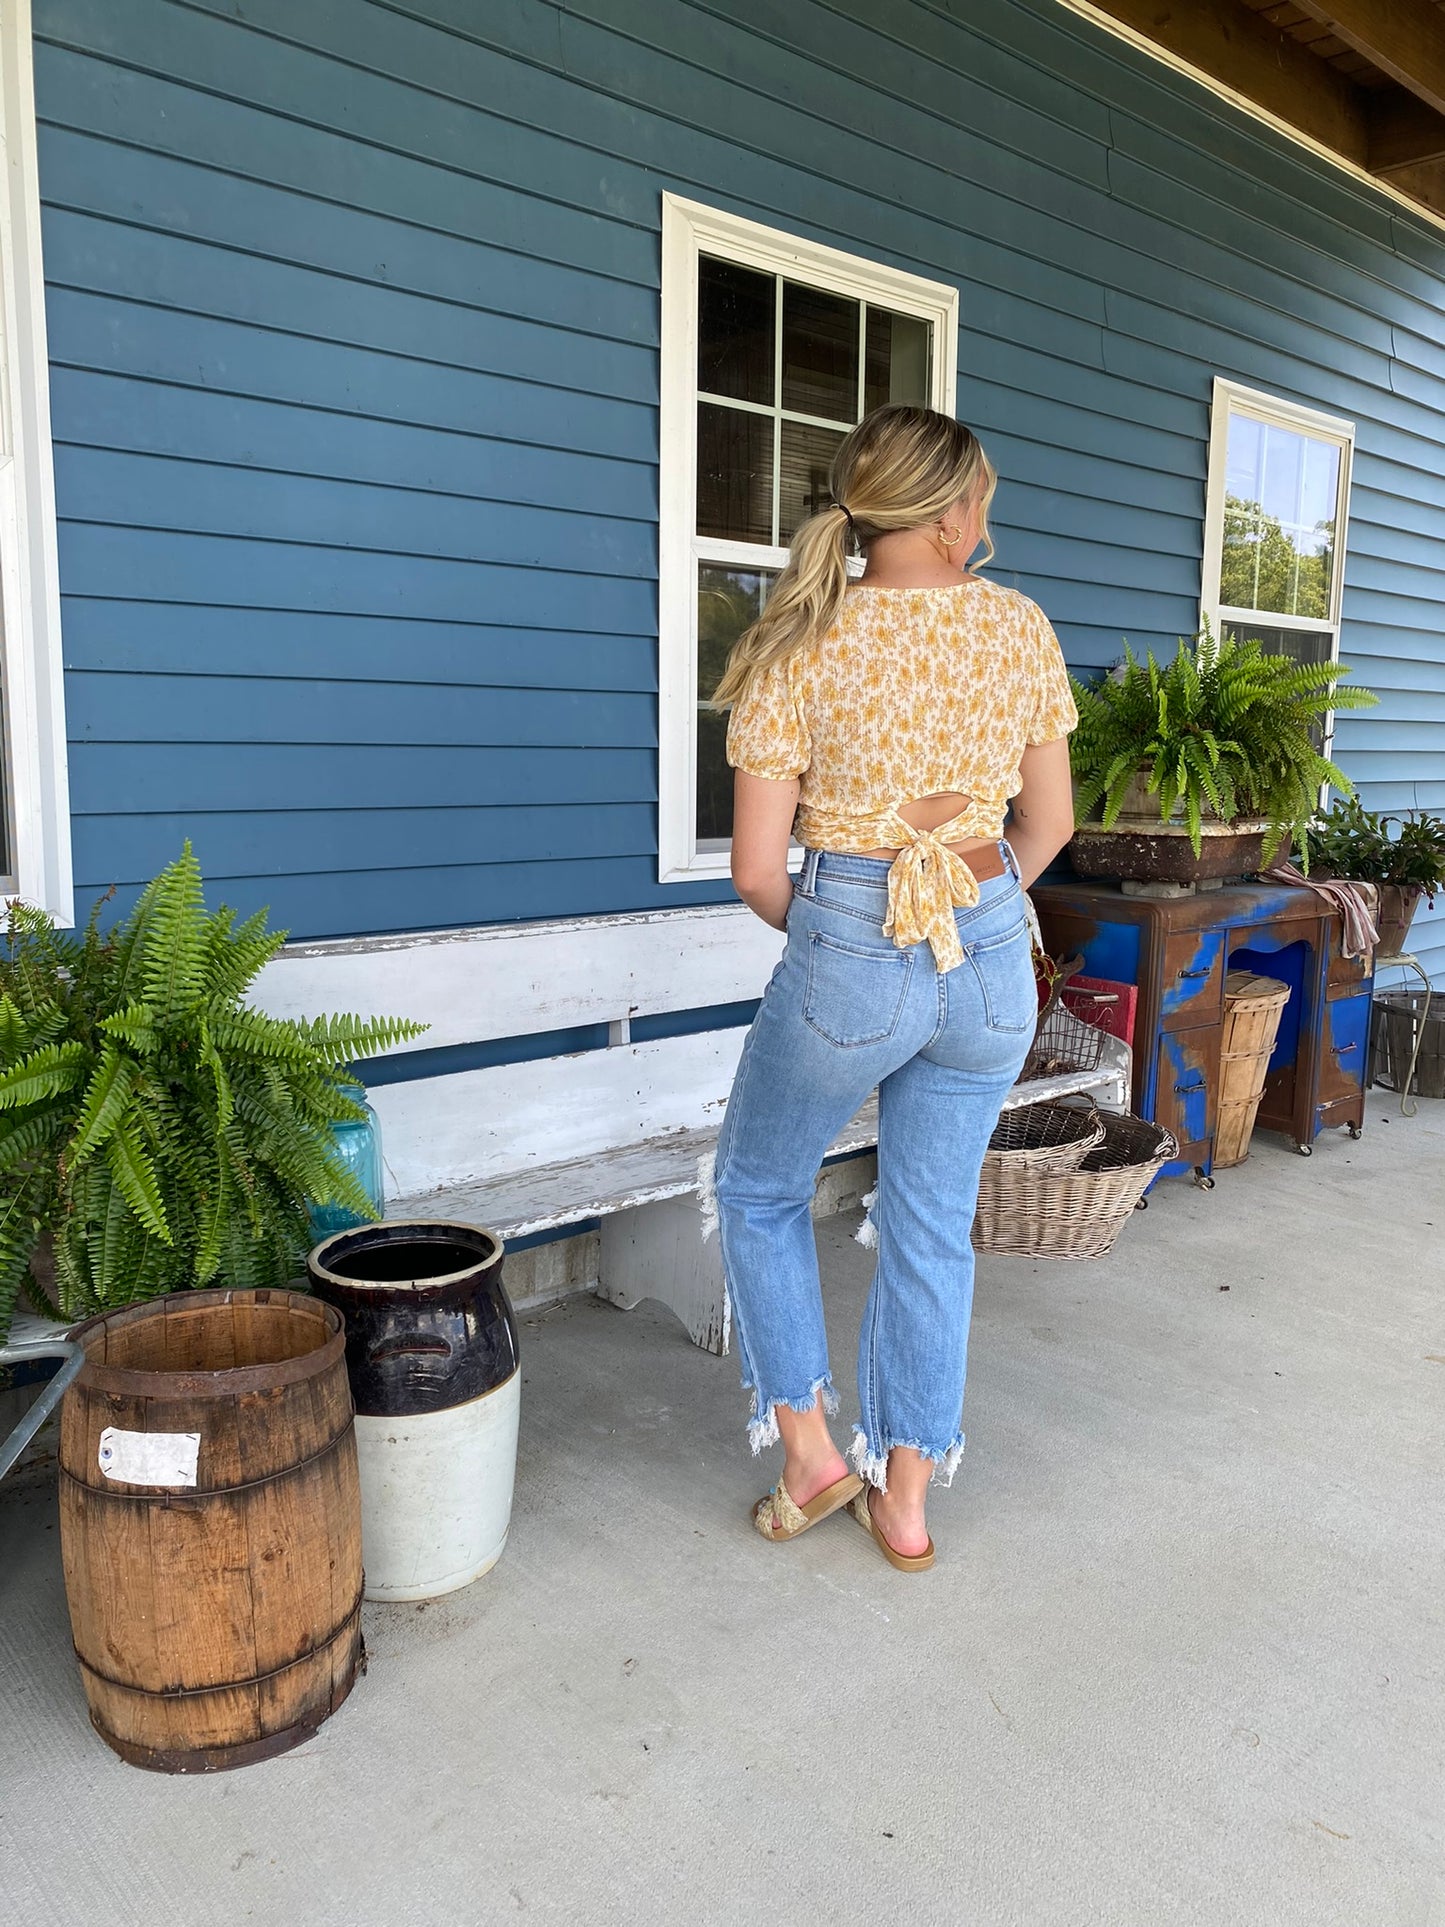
[{"xmin": 711, "ymin": 504, "xmax": 852, "ymax": 709}]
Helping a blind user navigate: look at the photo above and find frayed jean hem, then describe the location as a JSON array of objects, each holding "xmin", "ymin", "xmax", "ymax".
[
  {"xmin": 848, "ymin": 1426, "xmax": 965, "ymax": 1493},
  {"xmin": 746, "ymin": 1374, "xmax": 840, "ymax": 1455}
]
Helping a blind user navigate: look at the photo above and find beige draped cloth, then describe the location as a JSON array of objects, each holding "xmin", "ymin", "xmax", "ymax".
[{"xmin": 1261, "ymin": 861, "xmax": 1379, "ymax": 960}]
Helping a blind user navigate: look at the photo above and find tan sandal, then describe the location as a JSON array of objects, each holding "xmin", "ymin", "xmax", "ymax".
[
  {"xmin": 752, "ymin": 1471, "xmax": 862, "ymax": 1542},
  {"xmin": 849, "ymin": 1487, "xmax": 935, "ymax": 1571}
]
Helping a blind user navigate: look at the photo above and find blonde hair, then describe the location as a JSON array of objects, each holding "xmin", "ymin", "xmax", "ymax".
[{"xmin": 711, "ymin": 404, "xmax": 997, "ymax": 709}]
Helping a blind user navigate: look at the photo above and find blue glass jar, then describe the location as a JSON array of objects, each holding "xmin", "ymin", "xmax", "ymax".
[{"xmin": 309, "ymin": 1097, "xmax": 385, "ymax": 1241}]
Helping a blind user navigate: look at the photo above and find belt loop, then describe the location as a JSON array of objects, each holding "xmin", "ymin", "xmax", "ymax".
[
  {"xmin": 800, "ymin": 847, "xmax": 819, "ymax": 894},
  {"xmin": 1002, "ymin": 837, "xmax": 1019, "ymax": 879}
]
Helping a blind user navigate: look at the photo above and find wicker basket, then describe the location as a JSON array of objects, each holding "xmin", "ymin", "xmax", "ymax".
[
  {"xmin": 986, "ymin": 1099, "xmax": 1105, "ymax": 1173},
  {"xmin": 974, "ymin": 1111, "xmax": 1179, "ymax": 1261},
  {"xmin": 1214, "ymin": 972, "xmax": 1291, "ymax": 1169}
]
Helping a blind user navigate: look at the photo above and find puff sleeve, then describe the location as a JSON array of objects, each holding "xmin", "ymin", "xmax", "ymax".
[
  {"xmin": 1027, "ymin": 601, "xmax": 1079, "ymax": 745},
  {"xmin": 725, "ymin": 652, "xmax": 811, "ymax": 780}
]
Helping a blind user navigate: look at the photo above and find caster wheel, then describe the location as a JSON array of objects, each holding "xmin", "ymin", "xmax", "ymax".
[
  {"xmin": 1134, "ymin": 1197, "xmax": 1149, "ymax": 1212},
  {"xmin": 1297, "ymin": 1143, "xmax": 1313, "ymax": 1157},
  {"xmin": 1193, "ymin": 1170, "xmax": 1216, "ymax": 1191},
  {"xmin": 1347, "ymin": 1125, "xmax": 1363, "ymax": 1141}
]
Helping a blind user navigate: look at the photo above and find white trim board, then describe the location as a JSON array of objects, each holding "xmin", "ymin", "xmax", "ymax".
[
  {"xmin": 252, "ymin": 903, "xmax": 786, "ymax": 1056},
  {"xmin": 0, "ymin": 0, "xmax": 71, "ymax": 920}
]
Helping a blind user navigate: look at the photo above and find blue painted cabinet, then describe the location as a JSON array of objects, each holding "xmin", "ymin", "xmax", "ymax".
[{"xmin": 1034, "ymin": 882, "xmax": 1372, "ymax": 1180}]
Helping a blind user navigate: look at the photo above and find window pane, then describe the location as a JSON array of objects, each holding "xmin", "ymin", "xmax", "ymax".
[
  {"xmin": 781, "ymin": 282, "xmax": 858, "ymax": 422},
  {"xmin": 697, "ymin": 402, "xmax": 773, "ymax": 542},
  {"xmin": 1220, "ymin": 496, "xmax": 1333, "ymax": 620},
  {"xmin": 698, "ymin": 255, "xmax": 775, "ymax": 405},
  {"xmin": 1221, "ymin": 414, "xmax": 1339, "ymax": 621},
  {"xmin": 865, "ymin": 309, "xmax": 932, "ymax": 412},
  {"xmin": 1222, "ymin": 620, "xmax": 1333, "ymax": 667},
  {"xmin": 697, "ymin": 565, "xmax": 774, "ymax": 842},
  {"xmin": 779, "ymin": 419, "xmax": 848, "ymax": 542}
]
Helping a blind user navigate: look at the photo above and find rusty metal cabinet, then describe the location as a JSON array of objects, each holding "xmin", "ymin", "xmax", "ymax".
[{"xmin": 1032, "ymin": 881, "xmax": 1371, "ymax": 1183}]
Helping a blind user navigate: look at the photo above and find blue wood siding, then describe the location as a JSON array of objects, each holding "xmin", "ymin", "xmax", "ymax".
[{"xmin": 32, "ymin": 0, "xmax": 1445, "ymax": 977}]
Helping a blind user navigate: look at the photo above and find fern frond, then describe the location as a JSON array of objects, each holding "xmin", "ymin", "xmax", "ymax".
[
  {"xmin": 0, "ymin": 1042, "xmax": 88, "ymax": 1111},
  {"xmin": 99, "ymin": 1004, "xmax": 158, "ymax": 1054},
  {"xmin": 106, "ymin": 1121, "xmax": 172, "ymax": 1246},
  {"xmin": 68, "ymin": 1046, "xmax": 140, "ymax": 1167},
  {"xmin": 138, "ymin": 842, "xmax": 209, "ymax": 1019}
]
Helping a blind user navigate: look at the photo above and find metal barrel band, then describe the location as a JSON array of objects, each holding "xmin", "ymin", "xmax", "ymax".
[
  {"xmin": 60, "ymin": 1424, "xmax": 351, "ymax": 1502},
  {"xmin": 74, "ymin": 1590, "xmax": 364, "ymax": 1700}
]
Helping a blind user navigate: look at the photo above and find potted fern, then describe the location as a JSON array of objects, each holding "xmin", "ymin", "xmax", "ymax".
[
  {"xmin": 1068, "ymin": 630, "xmax": 1376, "ymax": 886},
  {"xmin": 0, "ymin": 845, "xmax": 424, "ymax": 1345}
]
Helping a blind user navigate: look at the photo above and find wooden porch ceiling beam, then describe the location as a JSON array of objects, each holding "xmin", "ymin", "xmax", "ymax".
[
  {"xmin": 1378, "ymin": 155, "xmax": 1445, "ymax": 214},
  {"xmin": 1291, "ymin": 0, "xmax": 1445, "ymax": 119},
  {"xmin": 1081, "ymin": 0, "xmax": 1368, "ymax": 163},
  {"xmin": 1367, "ymin": 91, "xmax": 1445, "ymax": 173}
]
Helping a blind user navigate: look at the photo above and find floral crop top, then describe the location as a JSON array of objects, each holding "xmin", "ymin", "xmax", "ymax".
[{"xmin": 725, "ymin": 578, "xmax": 1078, "ymax": 972}]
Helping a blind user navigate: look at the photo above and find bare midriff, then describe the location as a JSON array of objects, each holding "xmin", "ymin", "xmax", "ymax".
[{"xmin": 855, "ymin": 792, "xmax": 994, "ymax": 861}]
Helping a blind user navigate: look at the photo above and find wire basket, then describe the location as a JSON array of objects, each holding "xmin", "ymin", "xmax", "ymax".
[
  {"xmin": 975, "ymin": 1111, "xmax": 1179, "ymax": 1261},
  {"xmin": 986, "ymin": 1099, "xmax": 1105, "ymax": 1173},
  {"xmin": 1023, "ymin": 999, "xmax": 1108, "ymax": 1080}
]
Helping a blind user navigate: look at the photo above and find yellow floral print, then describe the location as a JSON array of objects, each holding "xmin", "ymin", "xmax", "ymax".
[{"xmin": 724, "ymin": 580, "xmax": 1078, "ymax": 972}]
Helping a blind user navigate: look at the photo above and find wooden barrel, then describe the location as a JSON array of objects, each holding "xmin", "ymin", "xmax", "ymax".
[
  {"xmin": 59, "ymin": 1288, "xmax": 364, "ymax": 1773},
  {"xmin": 1215, "ymin": 972, "xmax": 1291, "ymax": 1169}
]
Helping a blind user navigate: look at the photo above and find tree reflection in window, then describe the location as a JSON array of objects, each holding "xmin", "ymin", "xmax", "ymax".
[{"xmin": 1220, "ymin": 494, "xmax": 1334, "ymax": 621}]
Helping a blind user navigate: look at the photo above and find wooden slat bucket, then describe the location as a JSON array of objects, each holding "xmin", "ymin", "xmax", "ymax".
[
  {"xmin": 59, "ymin": 1289, "xmax": 364, "ymax": 1773},
  {"xmin": 1215, "ymin": 972, "xmax": 1291, "ymax": 1169}
]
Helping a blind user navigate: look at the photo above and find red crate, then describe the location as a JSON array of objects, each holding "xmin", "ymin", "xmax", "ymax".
[{"xmin": 1060, "ymin": 975, "xmax": 1137, "ymax": 1048}]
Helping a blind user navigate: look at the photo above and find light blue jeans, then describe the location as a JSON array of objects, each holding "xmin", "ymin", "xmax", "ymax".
[{"xmin": 712, "ymin": 845, "xmax": 1036, "ymax": 1490}]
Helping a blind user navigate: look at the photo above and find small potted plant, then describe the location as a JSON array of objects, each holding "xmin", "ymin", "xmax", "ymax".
[
  {"xmin": 1304, "ymin": 798, "xmax": 1445, "ymax": 956},
  {"xmin": 0, "ymin": 844, "xmax": 424, "ymax": 1345},
  {"xmin": 1068, "ymin": 629, "xmax": 1376, "ymax": 887}
]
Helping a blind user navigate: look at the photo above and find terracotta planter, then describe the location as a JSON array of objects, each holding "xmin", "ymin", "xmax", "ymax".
[
  {"xmin": 1308, "ymin": 876, "xmax": 1424, "ymax": 958},
  {"xmin": 1372, "ymin": 883, "xmax": 1423, "ymax": 958}
]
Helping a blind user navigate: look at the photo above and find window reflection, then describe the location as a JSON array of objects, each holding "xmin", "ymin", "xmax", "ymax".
[
  {"xmin": 779, "ymin": 420, "xmax": 848, "ymax": 542},
  {"xmin": 697, "ymin": 565, "xmax": 773, "ymax": 843},
  {"xmin": 865, "ymin": 309, "xmax": 931, "ymax": 410},
  {"xmin": 1221, "ymin": 416, "xmax": 1339, "ymax": 620},
  {"xmin": 697, "ymin": 403, "xmax": 773, "ymax": 544},
  {"xmin": 698, "ymin": 256, "xmax": 774, "ymax": 404},
  {"xmin": 781, "ymin": 283, "xmax": 858, "ymax": 422}
]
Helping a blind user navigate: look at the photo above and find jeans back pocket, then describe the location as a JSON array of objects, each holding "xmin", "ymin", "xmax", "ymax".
[
  {"xmin": 802, "ymin": 931, "xmax": 913, "ymax": 1048},
  {"xmin": 964, "ymin": 918, "xmax": 1035, "ymax": 1033}
]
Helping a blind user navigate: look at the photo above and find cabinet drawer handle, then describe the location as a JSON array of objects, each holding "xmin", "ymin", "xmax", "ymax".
[
  {"xmin": 1174, "ymin": 1079, "xmax": 1207, "ymax": 1094},
  {"xmin": 1177, "ymin": 967, "xmax": 1213, "ymax": 980},
  {"xmin": 1333, "ymin": 1042, "xmax": 1358, "ymax": 1056}
]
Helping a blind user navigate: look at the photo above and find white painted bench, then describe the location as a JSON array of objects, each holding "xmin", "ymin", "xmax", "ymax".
[{"xmin": 256, "ymin": 906, "xmax": 1129, "ymax": 1355}]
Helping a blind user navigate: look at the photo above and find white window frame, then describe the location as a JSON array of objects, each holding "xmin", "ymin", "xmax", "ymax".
[
  {"xmin": 0, "ymin": 0, "xmax": 70, "ymax": 921},
  {"xmin": 1200, "ymin": 378, "xmax": 1355, "ymax": 759},
  {"xmin": 657, "ymin": 194, "xmax": 958, "ymax": 884}
]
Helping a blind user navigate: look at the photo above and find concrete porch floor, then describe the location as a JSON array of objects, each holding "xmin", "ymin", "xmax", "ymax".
[{"xmin": 3, "ymin": 1103, "xmax": 1442, "ymax": 1927}]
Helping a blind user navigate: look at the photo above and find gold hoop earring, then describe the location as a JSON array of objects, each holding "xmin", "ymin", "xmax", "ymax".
[{"xmin": 939, "ymin": 525, "xmax": 965, "ymax": 548}]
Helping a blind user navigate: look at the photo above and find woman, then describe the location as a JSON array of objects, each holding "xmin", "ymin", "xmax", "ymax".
[{"xmin": 710, "ymin": 403, "xmax": 1077, "ymax": 1572}]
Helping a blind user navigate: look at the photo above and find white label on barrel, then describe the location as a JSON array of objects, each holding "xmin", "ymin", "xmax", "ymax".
[{"xmin": 97, "ymin": 1426, "xmax": 201, "ymax": 1487}]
